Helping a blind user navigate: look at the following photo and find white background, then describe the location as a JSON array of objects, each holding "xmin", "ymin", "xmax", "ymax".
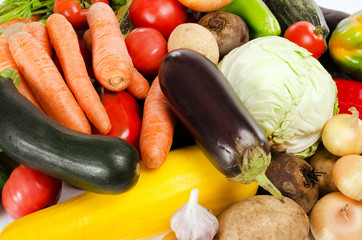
[{"xmin": 0, "ymin": 0, "xmax": 360, "ymax": 237}]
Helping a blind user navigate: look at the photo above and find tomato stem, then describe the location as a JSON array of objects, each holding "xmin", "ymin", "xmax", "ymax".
[{"xmin": 77, "ymin": 0, "xmax": 93, "ymax": 9}]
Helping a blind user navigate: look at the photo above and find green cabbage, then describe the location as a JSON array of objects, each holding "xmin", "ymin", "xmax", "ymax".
[{"xmin": 218, "ymin": 36, "xmax": 338, "ymax": 158}]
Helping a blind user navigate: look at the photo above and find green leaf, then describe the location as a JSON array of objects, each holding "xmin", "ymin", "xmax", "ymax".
[
  {"xmin": 110, "ymin": 0, "xmax": 127, "ymax": 11},
  {"xmin": 0, "ymin": 0, "xmax": 54, "ymax": 24}
]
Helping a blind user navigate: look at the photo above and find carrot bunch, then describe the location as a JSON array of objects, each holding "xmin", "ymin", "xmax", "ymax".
[
  {"xmin": 1, "ymin": 2, "xmax": 177, "ymax": 169},
  {"xmin": 86, "ymin": 3, "xmax": 175, "ymax": 168}
]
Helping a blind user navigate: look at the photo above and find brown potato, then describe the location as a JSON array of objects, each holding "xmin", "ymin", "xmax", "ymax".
[
  {"xmin": 167, "ymin": 23, "xmax": 219, "ymax": 65},
  {"xmin": 215, "ymin": 195, "xmax": 309, "ymax": 240}
]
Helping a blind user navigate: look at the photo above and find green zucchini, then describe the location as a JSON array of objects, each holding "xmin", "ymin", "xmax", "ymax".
[
  {"xmin": 267, "ymin": 0, "xmax": 329, "ymax": 38},
  {"xmin": 0, "ymin": 77, "xmax": 140, "ymax": 195},
  {"xmin": 0, "ymin": 159, "xmax": 12, "ymax": 194}
]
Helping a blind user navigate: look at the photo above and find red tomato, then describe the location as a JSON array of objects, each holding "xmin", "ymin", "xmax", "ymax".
[
  {"xmin": 2, "ymin": 165, "xmax": 62, "ymax": 220},
  {"xmin": 284, "ymin": 21, "xmax": 325, "ymax": 59},
  {"xmin": 125, "ymin": 27, "xmax": 168, "ymax": 77},
  {"xmin": 53, "ymin": 0, "xmax": 110, "ymax": 30},
  {"xmin": 128, "ymin": 0, "xmax": 187, "ymax": 39},
  {"xmin": 93, "ymin": 88, "xmax": 142, "ymax": 151}
]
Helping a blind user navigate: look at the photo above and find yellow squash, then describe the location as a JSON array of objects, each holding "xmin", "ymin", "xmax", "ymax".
[{"xmin": 0, "ymin": 145, "xmax": 258, "ymax": 240}]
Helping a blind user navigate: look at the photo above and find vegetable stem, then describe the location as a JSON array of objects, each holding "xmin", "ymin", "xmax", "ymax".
[
  {"xmin": 340, "ymin": 204, "xmax": 350, "ymax": 222},
  {"xmin": 188, "ymin": 188, "xmax": 199, "ymax": 206},
  {"xmin": 230, "ymin": 146, "xmax": 284, "ymax": 202},
  {"xmin": 0, "ymin": 0, "xmax": 54, "ymax": 24},
  {"xmin": 347, "ymin": 107, "xmax": 359, "ymax": 127}
]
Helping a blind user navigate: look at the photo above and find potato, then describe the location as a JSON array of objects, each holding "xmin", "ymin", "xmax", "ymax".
[
  {"xmin": 215, "ymin": 195, "xmax": 310, "ymax": 240},
  {"xmin": 167, "ymin": 23, "xmax": 219, "ymax": 65},
  {"xmin": 309, "ymin": 144, "xmax": 339, "ymax": 197}
]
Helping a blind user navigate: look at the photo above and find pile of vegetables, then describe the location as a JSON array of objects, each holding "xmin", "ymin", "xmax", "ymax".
[{"xmin": 0, "ymin": 0, "xmax": 361, "ymax": 239}]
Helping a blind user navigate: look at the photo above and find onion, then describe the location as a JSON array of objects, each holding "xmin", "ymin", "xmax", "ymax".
[
  {"xmin": 310, "ymin": 192, "xmax": 362, "ymax": 240},
  {"xmin": 332, "ymin": 154, "xmax": 362, "ymax": 201},
  {"xmin": 321, "ymin": 107, "xmax": 362, "ymax": 157}
]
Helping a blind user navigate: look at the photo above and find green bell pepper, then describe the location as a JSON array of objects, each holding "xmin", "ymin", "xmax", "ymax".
[{"xmin": 329, "ymin": 10, "xmax": 362, "ymax": 81}]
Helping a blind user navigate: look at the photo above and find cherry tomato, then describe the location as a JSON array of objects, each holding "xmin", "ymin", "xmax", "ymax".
[
  {"xmin": 125, "ymin": 27, "xmax": 168, "ymax": 77},
  {"xmin": 284, "ymin": 21, "xmax": 325, "ymax": 59},
  {"xmin": 2, "ymin": 165, "xmax": 62, "ymax": 220},
  {"xmin": 53, "ymin": 0, "xmax": 110, "ymax": 30},
  {"xmin": 128, "ymin": 0, "xmax": 187, "ymax": 39},
  {"xmin": 93, "ymin": 88, "xmax": 142, "ymax": 151}
]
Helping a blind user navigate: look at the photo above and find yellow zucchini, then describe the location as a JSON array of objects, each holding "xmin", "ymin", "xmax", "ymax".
[{"xmin": 0, "ymin": 145, "xmax": 258, "ymax": 240}]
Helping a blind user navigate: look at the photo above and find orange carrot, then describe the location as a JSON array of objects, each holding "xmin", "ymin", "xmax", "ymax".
[
  {"xmin": 46, "ymin": 13, "xmax": 111, "ymax": 134},
  {"xmin": 8, "ymin": 31, "xmax": 91, "ymax": 134},
  {"xmin": 23, "ymin": 21, "xmax": 52, "ymax": 58},
  {"xmin": 87, "ymin": 2, "xmax": 134, "ymax": 92},
  {"xmin": 0, "ymin": 15, "xmax": 41, "ymax": 29},
  {"xmin": 82, "ymin": 30, "xmax": 150, "ymax": 100},
  {"xmin": 178, "ymin": 0, "xmax": 233, "ymax": 12},
  {"xmin": 139, "ymin": 76, "xmax": 177, "ymax": 168},
  {"xmin": 0, "ymin": 35, "xmax": 43, "ymax": 110},
  {"xmin": 1, "ymin": 22, "xmax": 26, "ymax": 38},
  {"xmin": 83, "ymin": 28, "xmax": 92, "ymax": 53},
  {"xmin": 127, "ymin": 67, "xmax": 150, "ymax": 100}
]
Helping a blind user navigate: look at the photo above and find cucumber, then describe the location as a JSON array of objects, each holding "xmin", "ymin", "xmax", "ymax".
[
  {"xmin": 0, "ymin": 77, "xmax": 140, "ymax": 195},
  {"xmin": 267, "ymin": 0, "xmax": 329, "ymax": 38}
]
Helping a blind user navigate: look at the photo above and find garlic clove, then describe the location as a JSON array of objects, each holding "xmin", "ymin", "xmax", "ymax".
[{"xmin": 170, "ymin": 188, "xmax": 219, "ymax": 240}]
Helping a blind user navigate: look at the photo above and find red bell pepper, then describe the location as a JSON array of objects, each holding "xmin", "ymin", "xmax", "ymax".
[
  {"xmin": 53, "ymin": 0, "xmax": 110, "ymax": 30},
  {"xmin": 334, "ymin": 79, "xmax": 362, "ymax": 118},
  {"xmin": 93, "ymin": 88, "xmax": 142, "ymax": 151}
]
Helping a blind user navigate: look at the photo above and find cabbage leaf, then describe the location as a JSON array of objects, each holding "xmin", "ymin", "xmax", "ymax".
[{"xmin": 218, "ymin": 36, "xmax": 338, "ymax": 158}]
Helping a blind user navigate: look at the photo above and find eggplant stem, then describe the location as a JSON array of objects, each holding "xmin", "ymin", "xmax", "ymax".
[
  {"xmin": 229, "ymin": 146, "xmax": 285, "ymax": 202},
  {"xmin": 255, "ymin": 174, "xmax": 285, "ymax": 203}
]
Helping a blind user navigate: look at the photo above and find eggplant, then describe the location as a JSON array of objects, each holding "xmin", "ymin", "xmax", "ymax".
[
  {"xmin": 158, "ymin": 49, "xmax": 283, "ymax": 201},
  {"xmin": 320, "ymin": 6, "xmax": 350, "ymax": 36}
]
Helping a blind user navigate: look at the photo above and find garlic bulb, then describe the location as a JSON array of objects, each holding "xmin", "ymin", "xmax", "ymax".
[{"xmin": 170, "ymin": 188, "xmax": 219, "ymax": 240}]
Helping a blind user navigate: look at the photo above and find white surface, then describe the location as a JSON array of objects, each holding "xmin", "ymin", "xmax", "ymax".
[{"xmin": 0, "ymin": 0, "xmax": 360, "ymax": 238}]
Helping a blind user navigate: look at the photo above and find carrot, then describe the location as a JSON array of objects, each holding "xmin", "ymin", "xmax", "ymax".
[
  {"xmin": 127, "ymin": 67, "xmax": 150, "ymax": 100},
  {"xmin": 1, "ymin": 22, "xmax": 26, "ymax": 38},
  {"xmin": 178, "ymin": 0, "xmax": 233, "ymax": 12},
  {"xmin": 0, "ymin": 15, "xmax": 41, "ymax": 29},
  {"xmin": 46, "ymin": 13, "xmax": 111, "ymax": 134},
  {"xmin": 0, "ymin": 35, "xmax": 43, "ymax": 110},
  {"xmin": 87, "ymin": 2, "xmax": 134, "ymax": 92},
  {"xmin": 139, "ymin": 76, "xmax": 177, "ymax": 168},
  {"xmin": 83, "ymin": 28, "xmax": 92, "ymax": 53},
  {"xmin": 23, "ymin": 21, "xmax": 52, "ymax": 58},
  {"xmin": 8, "ymin": 31, "xmax": 91, "ymax": 134},
  {"xmin": 82, "ymin": 29, "xmax": 150, "ymax": 100}
]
